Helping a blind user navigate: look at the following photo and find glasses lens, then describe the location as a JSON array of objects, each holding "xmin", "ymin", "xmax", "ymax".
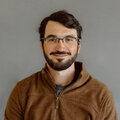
[
  {"xmin": 46, "ymin": 37, "xmax": 57, "ymax": 43},
  {"xmin": 64, "ymin": 36, "xmax": 77, "ymax": 44}
]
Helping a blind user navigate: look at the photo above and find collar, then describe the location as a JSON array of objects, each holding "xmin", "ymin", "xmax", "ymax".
[{"xmin": 41, "ymin": 61, "xmax": 90, "ymax": 92}]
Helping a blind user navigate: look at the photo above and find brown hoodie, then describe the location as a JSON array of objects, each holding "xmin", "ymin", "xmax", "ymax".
[{"xmin": 4, "ymin": 62, "xmax": 117, "ymax": 120}]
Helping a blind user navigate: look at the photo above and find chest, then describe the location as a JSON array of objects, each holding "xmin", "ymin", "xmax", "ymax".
[{"xmin": 23, "ymin": 91, "xmax": 100, "ymax": 120}]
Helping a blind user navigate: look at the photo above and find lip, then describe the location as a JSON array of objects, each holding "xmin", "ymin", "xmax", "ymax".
[{"xmin": 52, "ymin": 54, "xmax": 68, "ymax": 58}]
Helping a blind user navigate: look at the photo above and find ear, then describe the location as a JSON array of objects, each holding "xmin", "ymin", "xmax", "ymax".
[
  {"xmin": 40, "ymin": 41, "xmax": 43, "ymax": 51},
  {"xmin": 78, "ymin": 39, "xmax": 81, "ymax": 54}
]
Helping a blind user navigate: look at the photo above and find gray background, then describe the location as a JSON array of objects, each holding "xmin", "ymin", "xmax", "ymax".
[{"xmin": 0, "ymin": 0, "xmax": 120, "ymax": 119}]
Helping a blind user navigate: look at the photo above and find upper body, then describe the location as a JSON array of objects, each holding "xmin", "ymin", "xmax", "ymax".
[
  {"xmin": 4, "ymin": 62, "xmax": 117, "ymax": 120},
  {"xmin": 4, "ymin": 10, "xmax": 117, "ymax": 120}
]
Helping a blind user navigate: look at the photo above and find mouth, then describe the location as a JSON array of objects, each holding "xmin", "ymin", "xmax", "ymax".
[
  {"xmin": 52, "ymin": 54, "xmax": 68, "ymax": 58},
  {"xmin": 50, "ymin": 51, "xmax": 71, "ymax": 55},
  {"xmin": 50, "ymin": 51, "xmax": 71, "ymax": 58}
]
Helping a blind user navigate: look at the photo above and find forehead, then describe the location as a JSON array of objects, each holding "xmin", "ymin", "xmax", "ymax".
[{"xmin": 44, "ymin": 21, "xmax": 77, "ymax": 37}]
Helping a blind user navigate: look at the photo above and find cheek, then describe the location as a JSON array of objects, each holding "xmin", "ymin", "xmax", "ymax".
[
  {"xmin": 69, "ymin": 45, "xmax": 78, "ymax": 53},
  {"xmin": 43, "ymin": 44, "xmax": 53, "ymax": 54}
]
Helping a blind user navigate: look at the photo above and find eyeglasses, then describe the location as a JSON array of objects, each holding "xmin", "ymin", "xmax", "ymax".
[{"xmin": 41, "ymin": 35, "xmax": 79, "ymax": 46}]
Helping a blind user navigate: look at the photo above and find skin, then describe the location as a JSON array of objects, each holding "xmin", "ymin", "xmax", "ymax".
[{"xmin": 41, "ymin": 21, "xmax": 81, "ymax": 86}]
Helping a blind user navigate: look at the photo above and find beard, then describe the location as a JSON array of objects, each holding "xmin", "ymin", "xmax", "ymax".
[{"xmin": 43, "ymin": 47, "xmax": 79, "ymax": 71}]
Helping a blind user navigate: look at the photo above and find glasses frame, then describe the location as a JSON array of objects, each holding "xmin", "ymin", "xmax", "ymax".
[{"xmin": 41, "ymin": 35, "xmax": 80, "ymax": 45}]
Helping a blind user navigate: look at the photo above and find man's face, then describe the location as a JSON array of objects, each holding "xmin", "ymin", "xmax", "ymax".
[{"xmin": 41, "ymin": 21, "xmax": 80, "ymax": 71}]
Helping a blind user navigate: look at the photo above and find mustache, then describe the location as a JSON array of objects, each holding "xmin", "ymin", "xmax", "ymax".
[{"xmin": 50, "ymin": 51, "xmax": 71, "ymax": 55}]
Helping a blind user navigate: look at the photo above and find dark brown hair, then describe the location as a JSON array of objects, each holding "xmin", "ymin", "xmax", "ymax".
[{"xmin": 39, "ymin": 10, "xmax": 83, "ymax": 45}]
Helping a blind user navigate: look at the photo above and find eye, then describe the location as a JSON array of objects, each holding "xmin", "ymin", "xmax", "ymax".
[
  {"xmin": 65, "ymin": 36, "xmax": 73, "ymax": 41},
  {"xmin": 47, "ymin": 37, "xmax": 56, "ymax": 42}
]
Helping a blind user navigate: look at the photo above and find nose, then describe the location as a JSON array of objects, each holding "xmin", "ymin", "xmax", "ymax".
[
  {"xmin": 57, "ymin": 38, "xmax": 64, "ymax": 43},
  {"xmin": 55, "ymin": 39, "xmax": 66, "ymax": 50}
]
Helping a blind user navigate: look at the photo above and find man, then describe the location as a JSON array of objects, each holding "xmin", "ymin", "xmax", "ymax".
[{"xmin": 4, "ymin": 10, "xmax": 117, "ymax": 120}]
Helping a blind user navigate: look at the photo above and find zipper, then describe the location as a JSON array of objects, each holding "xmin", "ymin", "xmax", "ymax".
[
  {"xmin": 54, "ymin": 85, "xmax": 71, "ymax": 120},
  {"xmin": 54, "ymin": 96, "xmax": 59, "ymax": 120}
]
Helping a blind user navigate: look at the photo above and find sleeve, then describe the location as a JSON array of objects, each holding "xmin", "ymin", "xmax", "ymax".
[
  {"xmin": 4, "ymin": 83, "xmax": 24, "ymax": 120},
  {"xmin": 101, "ymin": 91, "xmax": 117, "ymax": 120}
]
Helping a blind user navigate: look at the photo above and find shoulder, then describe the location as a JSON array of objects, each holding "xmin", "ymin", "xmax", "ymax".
[
  {"xmin": 17, "ymin": 71, "xmax": 41, "ymax": 88},
  {"xmin": 93, "ymin": 76, "xmax": 112, "ymax": 92},
  {"xmin": 88, "ymin": 76, "xmax": 117, "ymax": 118},
  {"xmin": 87, "ymin": 75, "xmax": 115, "ymax": 108},
  {"xmin": 87, "ymin": 75, "xmax": 112, "ymax": 97},
  {"xmin": 8, "ymin": 71, "xmax": 42, "ymax": 105},
  {"xmin": 11, "ymin": 71, "xmax": 42, "ymax": 98}
]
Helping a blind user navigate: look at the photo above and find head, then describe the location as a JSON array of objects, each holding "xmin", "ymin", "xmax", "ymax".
[{"xmin": 38, "ymin": 10, "xmax": 83, "ymax": 71}]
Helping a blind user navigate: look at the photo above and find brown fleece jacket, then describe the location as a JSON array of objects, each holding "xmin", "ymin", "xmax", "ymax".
[{"xmin": 4, "ymin": 62, "xmax": 117, "ymax": 120}]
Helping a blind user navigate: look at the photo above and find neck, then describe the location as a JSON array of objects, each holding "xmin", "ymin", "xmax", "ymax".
[{"xmin": 47, "ymin": 63, "xmax": 75, "ymax": 86}]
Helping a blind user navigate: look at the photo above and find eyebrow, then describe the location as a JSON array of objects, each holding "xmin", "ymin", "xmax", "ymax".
[
  {"xmin": 46, "ymin": 35, "xmax": 57, "ymax": 38},
  {"xmin": 46, "ymin": 34, "xmax": 77, "ymax": 38}
]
